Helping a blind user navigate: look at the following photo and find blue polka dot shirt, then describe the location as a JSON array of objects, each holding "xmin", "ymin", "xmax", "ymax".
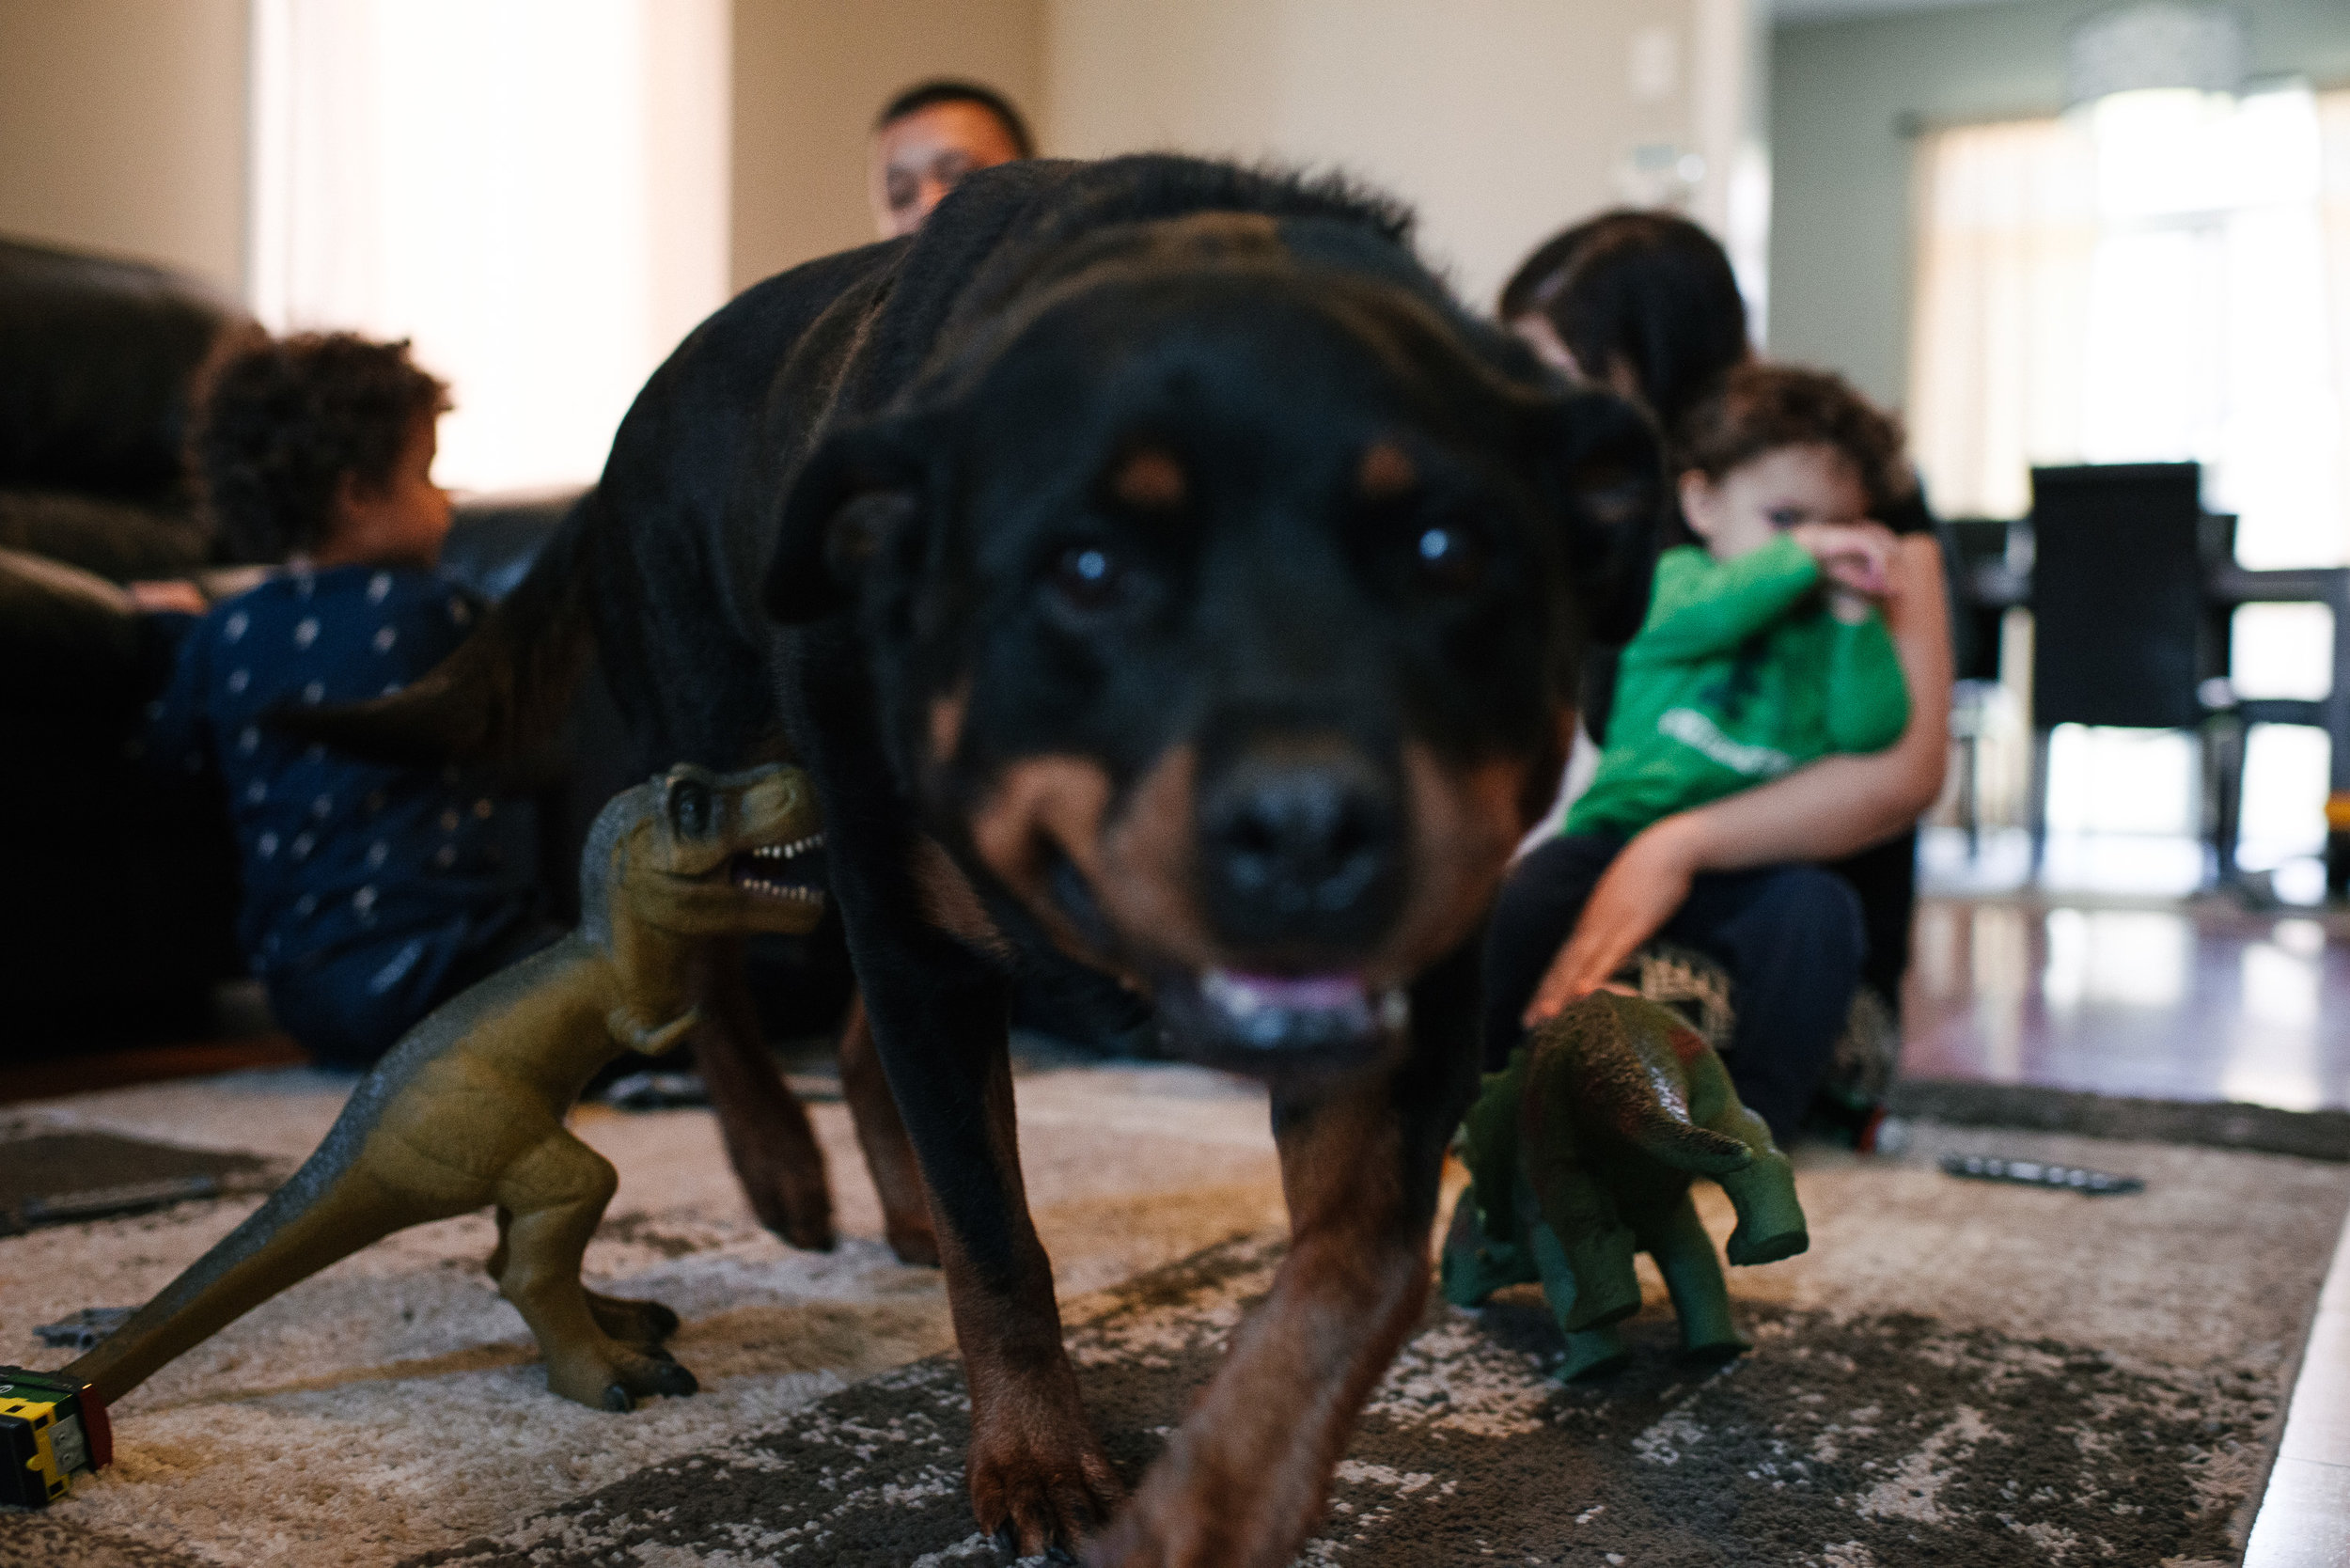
[{"xmin": 146, "ymin": 564, "xmax": 539, "ymax": 981}]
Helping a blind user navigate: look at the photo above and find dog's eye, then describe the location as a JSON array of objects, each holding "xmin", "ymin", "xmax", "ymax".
[
  {"xmin": 669, "ymin": 778, "xmax": 713, "ymax": 836},
  {"xmin": 1412, "ymin": 524, "xmax": 1488, "ymax": 593},
  {"xmin": 1048, "ymin": 544, "xmax": 1129, "ymax": 612}
]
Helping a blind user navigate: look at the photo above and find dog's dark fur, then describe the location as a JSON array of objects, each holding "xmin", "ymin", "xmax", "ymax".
[{"xmin": 302, "ymin": 156, "xmax": 1661, "ymax": 1567}]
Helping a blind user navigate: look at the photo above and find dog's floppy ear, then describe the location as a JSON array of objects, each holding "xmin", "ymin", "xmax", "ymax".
[
  {"xmin": 766, "ymin": 415, "xmax": 936, "ymax": 624},
  {"xmin": 1528, "ymin": 386, "xmax": 1666, "ymax": 649}
]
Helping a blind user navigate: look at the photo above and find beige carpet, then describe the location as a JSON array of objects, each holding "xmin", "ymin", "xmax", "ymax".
[
  {"xmin": 8, "ymin": 1067, "xmax": 2346, "ymax": 1565},
  {"xmin": 4, "ymin": 1060, "xmax": 1288, "ymax": 1566}
]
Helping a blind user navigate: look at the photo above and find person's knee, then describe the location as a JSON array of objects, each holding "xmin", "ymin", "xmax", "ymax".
[{"xmin": 1769, "ymin": 867, "xmax": 1866, "ymax": 975}]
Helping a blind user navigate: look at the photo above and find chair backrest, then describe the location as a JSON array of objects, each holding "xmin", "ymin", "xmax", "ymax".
[
  {"xmin": 2028, "ymin": 463, "xmax": 2204, "ymax": 730},
  {"xmin": 1937, "ymin": 517, "xmax": 2014, "ymax": 683}
]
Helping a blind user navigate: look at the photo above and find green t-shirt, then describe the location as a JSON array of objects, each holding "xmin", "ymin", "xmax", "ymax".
[{"xmin": 1564, "ymin": 536, "xmax": 1910, "ymax": 838}]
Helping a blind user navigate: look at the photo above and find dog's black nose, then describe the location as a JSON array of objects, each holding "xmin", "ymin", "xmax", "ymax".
[{"xmin": 1198, "ymin": 743, "xmax": 1404, "ymax": 950}]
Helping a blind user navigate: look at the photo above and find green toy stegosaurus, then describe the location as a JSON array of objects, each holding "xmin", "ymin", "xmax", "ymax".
[{"xmin": 1441, "ymin": 991, "xmax": 1810, "ymax": 1380}]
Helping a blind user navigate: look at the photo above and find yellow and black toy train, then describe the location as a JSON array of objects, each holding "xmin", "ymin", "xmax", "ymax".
[{"xmin": 0, "ymin": 1366, "xmax": 111, "ymax": 1507}]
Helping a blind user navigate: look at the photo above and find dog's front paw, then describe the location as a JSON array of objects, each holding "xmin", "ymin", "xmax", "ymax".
[
  {"xmin": 971, "ymin": 1416, "xmax": 1122, "ymax": 1560},
  {"xmin": 1083, "ymin": 1433, "xmax": 1316, "ymax": 1568},
  {"xmin": 1081, "ymin": 1469, "xmax": 1255, "ymax": 1568}
]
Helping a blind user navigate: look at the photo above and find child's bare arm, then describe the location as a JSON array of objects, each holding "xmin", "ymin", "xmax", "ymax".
[
  {"xmin": 1788, "ymin": 522, "xmax": 1896, "ymax": 618},
  {"xmin": 128, "ymin": 580, "xmax": 210, "ymax": 615}
]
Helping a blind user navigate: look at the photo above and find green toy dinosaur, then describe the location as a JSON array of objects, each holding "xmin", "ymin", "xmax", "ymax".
[
  {"xmin": 1440, "ymin": 991, "xmax": 1810, "ymax": 1381},
  {"xmin": 64, "ymin": 761, "xmax": 829, "ymax": 1417}
]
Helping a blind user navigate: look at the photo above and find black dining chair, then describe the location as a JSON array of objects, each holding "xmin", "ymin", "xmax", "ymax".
[
  {"xmin": 2026, "ymin": 462, "xmax": 2246, "ymax": 880},
  {"xmin": 1936, "ymin": 516, "xmax": 2018, "ymax": 855}
]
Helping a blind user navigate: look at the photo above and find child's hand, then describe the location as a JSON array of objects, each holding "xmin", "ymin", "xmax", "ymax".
[
  {"xmin": 128, "ymin": 580, "xmax": 210, "ymax": 615},
  {"xmin": 1522, "ymin": 815, "xmax": 1705, "ymax": 1027},
  {"xmin": 1788, "ymin": 522, "xmax": 1895, "ymax": 604}
]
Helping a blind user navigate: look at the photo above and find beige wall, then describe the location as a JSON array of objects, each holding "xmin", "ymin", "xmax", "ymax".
[
  {"xmin": 1044, "ymin": 0, "xmax": 1758, "ymax": 314},
  {"xmin": 0, "ymin": 0, "xmax": 1764, "ymax": 322},
  {"xmin": 0, "ymin": 0, "xmax": 249, "ymax": 292},
  {"xmin": 1771, "ymin": 0, "xmax": 2350, "ymax": 409},
  {"xmin": 729, "ymin": 0, "xmax": 1045, "ymax": 292}
]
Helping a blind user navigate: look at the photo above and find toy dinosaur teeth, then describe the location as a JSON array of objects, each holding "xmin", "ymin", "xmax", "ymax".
[
  {"xmin": 747, "ymin": 833, "xmax": 824, "ymax": 861},
  {"xmin": 734, "ymin": 875, "xmax": 823, "ymax": 904}
]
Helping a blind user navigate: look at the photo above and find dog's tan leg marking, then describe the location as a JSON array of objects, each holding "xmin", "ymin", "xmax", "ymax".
[
  {"xmin": 1356, "ymin": 438, "xmax": 1417, "ymax": 500},
  {"xmin": 1088, "ymin": 1078, "xmax": 1425, "ymax": 1568},
  {"xmin": 929, "ymin": 682, "xmax": 970, "ymax": 767},
  {"xmin": 943, "ymin": 1044, "xmax": 1125, "ymax": 1553},
  {"xmin": 1110, "ymin": 447, "xmax": 1187, "ymax": 510},
  {"xmin": 837, "ymin": 994, "xmax": 940, "ymax": 1266},
  {"xmin": 911, "ymin": 834, "xmax": 1017, "ymax": 962},
  {"xmin": 684, "ymin": 934, "xmax": 836, "ymax": 1251}
]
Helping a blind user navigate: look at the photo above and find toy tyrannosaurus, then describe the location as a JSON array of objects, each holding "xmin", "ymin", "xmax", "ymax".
[
  {"xmin": 64, "ymin": 761, "xmax": 830, "ymax": 1418},
  {"xmin": 1440, "ymin": 991, "xmax": 1809, "ymax": 1380}
]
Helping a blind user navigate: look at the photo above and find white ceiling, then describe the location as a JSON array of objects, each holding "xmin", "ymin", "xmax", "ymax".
[{"xmin": 1769, "ymin": 0, "xmax": 2030, "ymax": 24}]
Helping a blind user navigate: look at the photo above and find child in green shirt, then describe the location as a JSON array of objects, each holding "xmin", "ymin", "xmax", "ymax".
[
  {"xmin": 1483, "ymin": 364, "xmax": 1917, "ymax": 1140},
  {"xmin": 1568, "ymin": 395, "xmax": 1910, "ymax": 835}
]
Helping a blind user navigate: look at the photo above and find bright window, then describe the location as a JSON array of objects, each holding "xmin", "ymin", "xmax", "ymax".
[
  {"xmin": 1909, "ymin": 84, "xmax": 2350, "ymax": 871},
  {"xmin": 1910, "ymin": 83, "xmax": 2350, "ymax": 569},
  {"xmin": 248, "ymin": 0, "xmax": 730, "ymax": 494}
]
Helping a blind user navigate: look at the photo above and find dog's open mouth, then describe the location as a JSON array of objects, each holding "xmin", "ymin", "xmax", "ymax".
[
  {"xmin": 1152, "ymin": 965, "xmax": 1409, "ymax": 1079},
  {"xmin": 728, "ymin": 832, "xmax": 827, "ymax": 908}
]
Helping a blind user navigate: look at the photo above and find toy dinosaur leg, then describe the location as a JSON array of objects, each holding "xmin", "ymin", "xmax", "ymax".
[
  {"xmin": 1521, "ymin": 1165, "xmax": 1640, "ymax": 1333},
  {"xmin": 488, "ymin": 1207, "xmax": 678, "ymax": 1347},
  {"xmin": 1637, "ymin": 1194, "xmax": 1747, "ymax": 1364},
  {"xmin": 1527, "ymin": 1220, "xmax": 1633, "ymax": 1378},
  {"xmin": 1436, "ymin": 1184, "xmax": 1538, "ymax": 1308},
  {"xmin": 1559, "ymin": 1325, "xmax": 1633, "ymax": 1381},
  {"xmin": 494, "ymin": 1133, "xmax": 697, "ymax": 1411},
  {"xmin": 688, "ymin": 934, "xmax": 836, "ymax": 1252},
  {"xmin": 1684, "ymin": 1053, "xmax": 1810, "ymax": 1266},
  {"xmin": 1716, "ymin": 1155, "xmax": 1809, "ymax": 1266},
  {"xmin": 838, "ymin": 994, "xmax": 939, "ymax": 1265}
]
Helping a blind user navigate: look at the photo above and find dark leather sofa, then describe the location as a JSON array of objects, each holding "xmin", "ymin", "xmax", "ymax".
[{"xmin": 0, "ymin": 236, "xmax": 579, "ymax": 1055}]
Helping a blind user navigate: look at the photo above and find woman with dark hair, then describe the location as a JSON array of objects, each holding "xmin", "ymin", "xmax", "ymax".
[
  {"xmin": 1489, "ymin": 211, "xmax": 1953, "ymax": 1137},
  {"xmin": 1498, "ymin": 209, "xmax": 1752, "ymax": 439}
]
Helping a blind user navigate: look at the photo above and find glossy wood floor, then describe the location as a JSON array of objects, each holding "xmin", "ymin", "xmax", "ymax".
[
  {"xmin": 1904, "ymin": 858, "xmax": 2350, "ymax": 1559},
  {"xmin": 1903, "ymin": 893, "xmax": 2350, "ymax": 1111}
]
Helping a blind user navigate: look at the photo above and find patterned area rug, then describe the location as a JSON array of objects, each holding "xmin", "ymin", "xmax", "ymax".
[
  {"xmin": 13, "ymin": 1071, "xmax": 2348, "ymax": 1567},
  {"xmin": 402, "ymin": 1229, "xmax": 2289, "ymax": 1568}
]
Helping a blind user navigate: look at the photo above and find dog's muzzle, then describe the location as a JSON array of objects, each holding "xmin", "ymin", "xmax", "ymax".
[
  {"xmin": 1153, "ymin": 967, "xmax": 1410, "ymax": 1079},
  {"xmin": 1196, "ymin": 739, "xmax": 1405, "ymax": 952}
]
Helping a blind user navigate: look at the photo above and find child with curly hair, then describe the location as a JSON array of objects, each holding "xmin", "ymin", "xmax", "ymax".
[
  {"xmin": 146, "ymin": 333, "xmax": 545, "ymax": 1064},
  {"xmin": 1483, "ymin": 363, "xmax": 1915, "ymax": 1140}
]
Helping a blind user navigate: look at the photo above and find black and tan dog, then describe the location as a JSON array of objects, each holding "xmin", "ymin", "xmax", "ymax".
[{"xmin": 303, "ymin": 156, "xmax": 1661, "ymax": 1566}]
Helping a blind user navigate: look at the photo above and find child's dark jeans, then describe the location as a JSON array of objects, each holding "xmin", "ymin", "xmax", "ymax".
[
  {"xmin": 1480, "ymin": 832, "xmax": 1866, "ymax": 1143},
  {"xmin": 269, "ymin": 910, "xmax": 564, "ymax": 1068}
]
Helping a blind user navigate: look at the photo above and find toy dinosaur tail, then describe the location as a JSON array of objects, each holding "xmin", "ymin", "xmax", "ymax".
[
  {"xmin": 62, "ymin": 1143, "xmax": 416, "ymax": 1407},
  {"xmin": 1548, "ymin": 994, "xmax": 1753, "ymax": 1176},
  {"xmin": 270, "ymin": 491, "xmax": 603, "ymax": 772}
]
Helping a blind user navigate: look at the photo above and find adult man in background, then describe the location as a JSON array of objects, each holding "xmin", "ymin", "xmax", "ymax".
[{"xmin": 869, "ymin": 79, "xmax": 1033, "ymax": 237}]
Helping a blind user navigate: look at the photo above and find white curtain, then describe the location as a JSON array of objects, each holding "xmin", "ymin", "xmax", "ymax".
[
  {"xmin": 248, "ymin": 0, "xmax": 730, "ymax": 494},
  {"xmin": 1909, "ymin": 88, "xmax": 2350, "ymax": 869},
  {"xmin": 1907, "ymin": 86, "xmax": 2350, "ymax": 570},
  {"xmin": 1905, "ymin": 116, "xmax": 2099, "ymax": 524},
  {"xmin": 2323, "ymin": 90, "xmax": 2350, "ymax": 569}
]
